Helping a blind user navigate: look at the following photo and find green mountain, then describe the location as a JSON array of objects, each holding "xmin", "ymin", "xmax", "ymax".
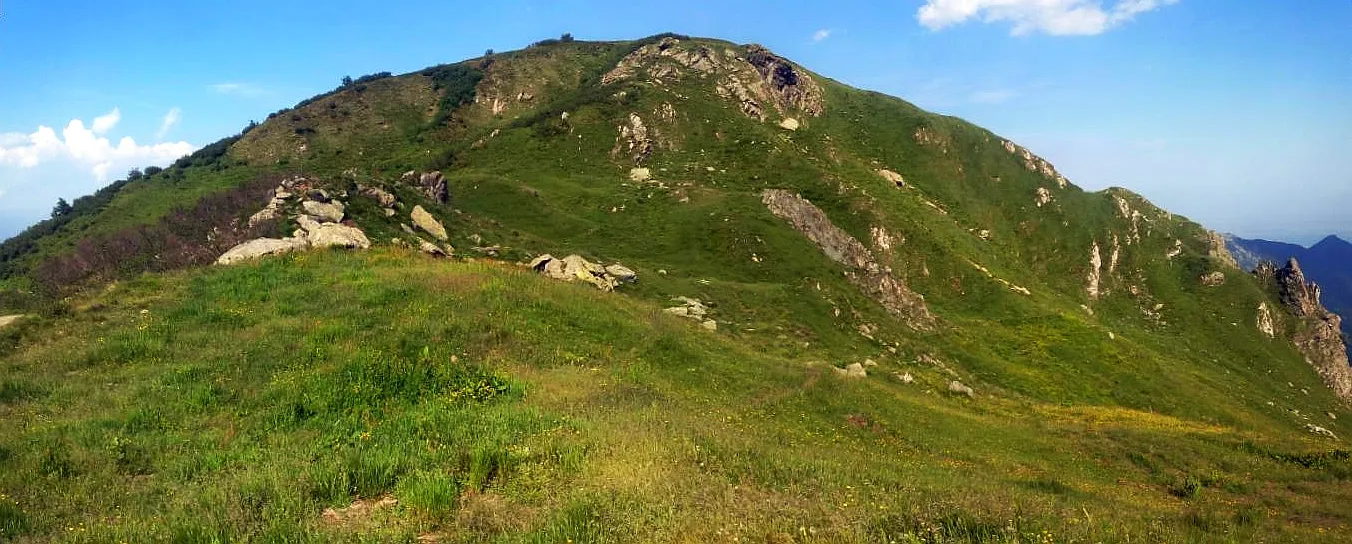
[{"xmin": 1, "ymin": 35, "xmax": 1350, "ymax": 543}]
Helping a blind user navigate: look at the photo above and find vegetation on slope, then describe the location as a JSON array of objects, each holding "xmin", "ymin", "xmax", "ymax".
[
  {"xmin": 2, "ymin": 250, "xmax": 1350, "ymax": 543},
  {"xmin": 1, "ymin": 34, "xmax": 1349, "ymax": 542}
]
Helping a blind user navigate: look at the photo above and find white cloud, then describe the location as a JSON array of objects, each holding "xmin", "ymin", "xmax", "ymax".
[
  {"xmin": 917, "ymin": 0, "xmax": 1179, "ymax": 36},
  {"xmin": 91, "ymin": 108, "xmax": 121, "ymax": 134},
  {"xmin": 0, "ymin": 111, "xmax": 196, "ymax": 181},
  {"xmin": 811, "ymin": 29, "xmax": 833, "ymax": 43},
  {"xmin": 209, "ymin": 82, "xmax": 269, "ymax": 97},
  {"xmin": 156, "ymin": 107, "xmax": 182, "ymax": 140}
]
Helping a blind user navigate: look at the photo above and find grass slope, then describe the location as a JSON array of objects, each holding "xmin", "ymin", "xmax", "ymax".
[
  {"xmin": 1, "ymin": 36, "xmax": 1349, "ymax": 542},
  {"xmin": 1, "ymin": 250, "xmax": 1349, "ymax": 543}
]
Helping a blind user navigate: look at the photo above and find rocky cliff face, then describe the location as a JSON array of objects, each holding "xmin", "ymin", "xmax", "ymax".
[{"xmin": 1264, "ymin": 258, "xmax": 1352, "ymax": 401}]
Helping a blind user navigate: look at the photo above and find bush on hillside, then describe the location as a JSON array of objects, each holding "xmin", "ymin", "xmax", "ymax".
[{"xmin": 32, "ymin": 176, "xmax": 283, "ymax": 293}]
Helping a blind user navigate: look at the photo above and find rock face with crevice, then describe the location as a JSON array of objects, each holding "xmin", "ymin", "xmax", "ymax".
[
  {"xmin": 1263, "ymin": 258, "xmax": 1352, "ymax": 401},
  {"xmin": 603, "ymin": 37, "xmax": 824, "ymax": 124},
  {"xmin": 761, "ymin": 189, "xmax": 932, "ymax": 330}
]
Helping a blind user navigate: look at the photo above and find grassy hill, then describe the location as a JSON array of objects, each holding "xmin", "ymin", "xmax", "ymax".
[{"xmin": 1, "ymin": 35, "xmax": 1349, "ymax": 542}]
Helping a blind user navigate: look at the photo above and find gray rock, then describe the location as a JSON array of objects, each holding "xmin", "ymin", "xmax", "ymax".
[
  {"xmin": 419, "ymin": 238, "xmax": 448, "ymax": 257},
  {"xmin": 306, "ymin": 223, "xmax": 371, "ymax": 249},
  {"xmin": 948, "ymin": 380, "xmax": 975, "ymax": 398},
  {"xmin": 604, "ymin": 264, "xmax": 638, "ymax": 283},
  {"xmin": 358, "ymin": 184, "xmax": 397, "ymax": 207},
  {"xmin": 0, "ymin": 315, "xmax": 24, "ymax": 329},
  {"xmin": 701, "ymin": 320, "xmax": 718, "ymax": 331},
  {"xmin": 833, "ymin": 363, "xmax": 867, "ymax": 379},
  {"xmin": 419, "ymin": 172, "xmax": 449, "ymax": 203},
  {"xmin": 410, "ymin": 205, "xmax": 448, "ymax": 241},
  {"xmin": 216, "ymin": 237, "xmax": 311, "ymax": 265},
  {"xmin": 302, "ymin": 200, "xmax": 345, "ymax": 223}
]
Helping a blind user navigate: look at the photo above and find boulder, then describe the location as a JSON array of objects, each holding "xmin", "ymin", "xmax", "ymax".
[
  {"xmin": 629, "ymin": 168, "xmax": 652, "ymax": 182},
  {"xmin": 0, "ymin": 315, "xmax": 24, "ymax": 329},
  {"xmin": 833, "ymin": 363, "xmax": 868, "ymax": 379},
  {"xmin": 248, "ymin": 206, "xmax": 283, "ymax": 228},
  {"xmin": 216, "ymin": 237, "xmax": 310, "ymax": 265},
  {"xmin": 948, "ymin": 380, "xmax": 975, "ymax": 398},
  {"xmin": 419, "ymin": 238, "xmax": 448, "ymax": 257},
  {"xmin": 877, "ymin": 169, "xmax": 905, "ymax": 187},
  {"xmin": 306, "ymin": 223, "xmax": 371, "ymax": 249},
  {"xmin": 604, "ymin": 264, "xmax": 638, "ymax": 283},
  {"xmin": 779, "ymin": 118, "xmax": 800, "ymax": 131},
  {"xmin": 419, "ymin": 171, "xmax": 449, "ymax": 203},
  {"xmin": 307, "ymin": 189, "xmax": 332, "ymax": 203},
  {"xmin": 701, "ymin": 320, "xmax": 718, "ymax": 331},
  {"xmin": 357, "ymin": 184, "xmax": 397, "ymax": 207},
  {"xmin": 302, "ymin": 200, "xmax": 345, "ymax": 223},
  {"xmin": 410, "ymin": 205, "xmax": 448, "ymax": 241}
]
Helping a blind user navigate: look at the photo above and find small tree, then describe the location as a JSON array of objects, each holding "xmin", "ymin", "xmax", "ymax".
[
  {"xmin": 341, "ymin": 75, "xmax": 354, "ymax": 87},
  {"xmin": 51, "ymin": 198, "xmax": 72, "ymax": 218},
  {"xmin": 127, "ymin": 168, "xmax": 144, "ymax": 181},
  {"xmin": 560, "ymin": 33, "xmax": 574, "ymax": 42},
  {"xmin": 485, "ymin": 49, "xmax": 495, "ymax": 57},
  {"xmin": 143, "ymin": 166, "xmax": 164, "ymax": 177}
]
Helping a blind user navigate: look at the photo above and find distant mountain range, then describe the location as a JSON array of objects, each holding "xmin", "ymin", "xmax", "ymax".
[{"xmin": 1228, "ymin": 234, "xmax": 1352, "ymax": 343}]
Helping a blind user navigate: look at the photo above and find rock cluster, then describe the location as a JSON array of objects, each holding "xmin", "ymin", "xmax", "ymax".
[
  {"xmin": 218, "ymin": 178, "xmax": 371, "ymax": 265},
  {"xmin": 614, "ymin": 113, "xmax": 654, "ymax": 164},
  {"xmin": 529, "ymin": 254, "xmax": 637, "ymax": 292},
  {"xmin": 1200, "ymin": 271, "xmax": 1226, "ymax": 287},
  {"xmin": 762, "ymin": 189, "xmax": 932, "ymax": 330},
  {"xmin": 663, "ymin": 296, "xmax": 717, "ymax": 331},
  {"xmin": 1001, "ymin": 139, "xmax": 1068, "ymax": 188},
  {"xmin": 603, "ymin": 37, "xmax": 824, "ymax": 125},
  {"xmin": 948, "ymin": 380, "xmax": 975, "ymax": 398}
]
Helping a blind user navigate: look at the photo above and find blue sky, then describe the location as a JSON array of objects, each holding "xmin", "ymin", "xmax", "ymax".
[{"xmin": 2, "ymin": 0, "xmax": 1349, "ymax": 244}]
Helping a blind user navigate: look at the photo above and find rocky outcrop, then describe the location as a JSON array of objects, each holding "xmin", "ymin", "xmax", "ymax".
[
  {"xmin": 614, "ymin": 113, "xmax": 654, "ymax": 164},
  {"xmin": 1035, "ymin": 187, "xmax": 1053, "ymax": 208},
  {"xmin": 401, "ymin": 171, "xmax": 448, "ymax": 204},
  {"xmin": 1001, "ymin": 139, "xmax": 1068, "ymax": 188},
  {"xmin": 761, "ymin": 189, "xmax": 932, "ymax": 330},
  {"xmin": 1205, "ymin": 231, "xmax": 1239, "ymax": 269},
  {"xmin": 604, "ymin": 38, "xmax": 824, "ymax": 123},
  {"xmin": 1257, "ymin": 302, "xmax": 1276, "ymax": 338},
  {"xmin": 1200, "ymin": 271, "xmax": 1226, "ymax": 287},
  {"xmin": 1265, "ymin": 258, "xmax": 1352, "ymax": 401},
  {"xmin": 216, "ymin": 237, "xmax": 311, "ymax": 265},
  {"xmin": 877, "ymin": 169, "xmax": 905, "ymax": 187},
  {"xmin": 410, "ymin": 205, "xmax": 449, "ymax": 242},
  {"xmin": 1276, "ymin": 259, "xmax": 1322, "ymax": 317},
  {"xmin": 744, "ymin": 45, "xmax": 824, "ymax": 117},
  {"xmin": 529, "ymin": 254, "xmax": 636, "ymax": 292},
  {"xmin": 1086, "ymin": 241, "xmax": 1103, "ymax": 299},
  {"xmin": 664, "ymin": 296, "xmax": 717, "ymax": 331}
]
